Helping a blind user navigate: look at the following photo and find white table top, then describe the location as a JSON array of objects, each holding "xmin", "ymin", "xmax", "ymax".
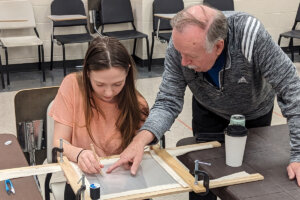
[
  {"xmin": 154, "ymin": 13, "xmax": 176, "ymax": 20},
  {"xmin": 48, "ymin": 14, "xmax": 87, "ymax": 21},
  {"xmin": 0, "ymin": 19, "xmax": 28, "ymax": 22}
]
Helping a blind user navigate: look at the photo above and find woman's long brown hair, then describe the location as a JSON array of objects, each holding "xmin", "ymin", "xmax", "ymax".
[{"xmin": 76, "ymin": 36, "xmax": 144, "ymax": 151}]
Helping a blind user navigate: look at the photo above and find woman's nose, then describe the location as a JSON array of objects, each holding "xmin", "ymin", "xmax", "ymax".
[{"xmin": 104, "ymin": 88, "xmax": 113, "ymax": 97}]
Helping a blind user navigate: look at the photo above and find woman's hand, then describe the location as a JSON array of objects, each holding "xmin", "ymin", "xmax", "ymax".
[
  {"xmin": 53, "ymin": 121, "xmax": 103, "ymax": 174},
  {"xmin": 77, "ymin": 150, "xmax": 104, "ymax": 174}
]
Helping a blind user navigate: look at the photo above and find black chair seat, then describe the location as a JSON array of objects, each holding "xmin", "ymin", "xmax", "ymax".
[
  {"xmin": 103, "ymin": 30, "xmax": 148, "ymax": 40},
  {"xmin": 157, "ymin": 32, "xmax": 172, "ymax": 42},
  {"xmin": 53, "ymin": 19, "xmax": 87, "ymax": 27},
  {"xmin": 54, "ymin": 33, "xmax": 93, "ymax": 44},
  {"xmin": 280, "ymin": 30, "xmax": 300, "ymax": 39}
]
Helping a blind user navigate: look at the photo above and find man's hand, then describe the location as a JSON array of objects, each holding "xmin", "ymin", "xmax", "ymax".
[
  {"xmin": 106, "ymin": 130, "xmax": 155, "ymax": 175},
  {"xmin": 287, "ymin": 162, "xmax": 300, "ymax": 186}
]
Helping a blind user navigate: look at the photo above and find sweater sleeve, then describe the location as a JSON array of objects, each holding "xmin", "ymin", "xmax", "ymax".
[
  {"xmin": 250, "ymin": 17, "xmax": 300, "ymax": 162},
  {"xmin": 140, "ymin": 39, "xmax": 187, "ymax": 141}
]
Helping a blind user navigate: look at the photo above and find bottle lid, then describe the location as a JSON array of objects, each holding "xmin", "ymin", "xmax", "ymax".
[
  {"xmin": 229, "ymin": 114, "xmax": 245, "ymax": 127},
  {"xmin": 225, "ymin": 125, "xmax": 248, "ymax": 137},
  {"xmin": 90, "ymin": 183, "xmax": 100, "ymax": 199}
]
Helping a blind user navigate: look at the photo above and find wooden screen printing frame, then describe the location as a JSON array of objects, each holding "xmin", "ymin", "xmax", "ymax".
[
  {"xmin": 60, "ymin": 141, "xmax": 263, "ymax": 200},
  {"xmin": 0, "ymin": 141, "xmax": 264, "ymax": 200}
]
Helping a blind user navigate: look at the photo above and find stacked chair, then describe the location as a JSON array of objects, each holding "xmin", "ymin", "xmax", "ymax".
[
  {"xmin": 50, "ymin": 0, "xmax": 93, "ymax": 76},
  {"xmin": 278, "ymin": 3, "xmax": 300, "ymax": 62},
  {"xmin": 95, "ymin": 0, "xmax": 151, "ymax": 71},
  {"xmin": 150, "ymin": 0, "xmax": 184, "ymax": 67},
  {"xmin": 0, "ymin": 0, "xmax": 45, "ymax": 89}
]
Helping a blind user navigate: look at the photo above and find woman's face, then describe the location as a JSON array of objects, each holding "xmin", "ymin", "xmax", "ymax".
[{"xmin": 89, "ymin": 67, "xmax": 127, "ymax": 103}]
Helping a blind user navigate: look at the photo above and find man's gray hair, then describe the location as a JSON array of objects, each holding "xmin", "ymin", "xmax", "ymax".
[{"xmin": 171, "ymin": 5, "xmax": 228, "ymax": 52}]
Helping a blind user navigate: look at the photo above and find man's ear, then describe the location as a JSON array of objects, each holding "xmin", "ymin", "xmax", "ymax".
[{"xmin": 215, "ymin": 39, "xmax": 224, "ymax": 56}]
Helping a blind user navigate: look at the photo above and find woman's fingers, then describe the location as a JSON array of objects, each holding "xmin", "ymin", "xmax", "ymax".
[{"xmin": 78, "ymin": 150, "xmax": 102, "ymax": 174}]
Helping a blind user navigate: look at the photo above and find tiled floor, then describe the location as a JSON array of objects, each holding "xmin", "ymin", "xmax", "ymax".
[{"xmin": 0, "ymin": 58, "xmax": 298, "ymax": 200}]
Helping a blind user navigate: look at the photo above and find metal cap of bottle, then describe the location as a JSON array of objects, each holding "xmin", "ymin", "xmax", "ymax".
[{"xmin": 229, "ymin": 114, "xmax": 245, "ymax": 127}]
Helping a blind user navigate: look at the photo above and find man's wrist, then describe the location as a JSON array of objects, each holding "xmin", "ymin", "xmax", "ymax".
[{"xmin": 134, "ymin": 130, "xmax": 155, "ymax": 146}]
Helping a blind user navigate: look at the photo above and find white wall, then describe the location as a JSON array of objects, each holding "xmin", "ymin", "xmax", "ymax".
[
  {"xmin": 142, "ymin": 0, "xmax": 300, "ymax": 60},
  {"xmin": 0, "ymin": 0, "xmax": 298, "ymax": 64}
]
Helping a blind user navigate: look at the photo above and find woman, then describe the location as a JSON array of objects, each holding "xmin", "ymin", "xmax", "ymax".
[{"xmin": 49, "ymin": 36, "xmax": 149, "ymax": 199}]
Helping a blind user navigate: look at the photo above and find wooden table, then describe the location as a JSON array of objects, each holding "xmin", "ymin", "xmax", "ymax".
[
  {"xmin": 0, "ymin": 134, "xmax": 43, "ymax": 200},
  {"xmin": 177, "ymin": 124, "xmax": 300, "ymax": 200}
]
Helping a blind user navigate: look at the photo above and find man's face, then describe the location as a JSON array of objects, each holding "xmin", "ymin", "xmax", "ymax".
[{"xmin": 172, "ymin": 25, "xmax": 221, "ymax": 72}]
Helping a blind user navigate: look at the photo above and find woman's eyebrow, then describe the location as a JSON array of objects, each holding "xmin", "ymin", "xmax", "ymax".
[
  {"xmin": 113, "ymin": 81, "xmax": 124, "ymax": 84},
  {"xmin": 94, "ymin": 80, "xmax": 124, "ymax": 84}
]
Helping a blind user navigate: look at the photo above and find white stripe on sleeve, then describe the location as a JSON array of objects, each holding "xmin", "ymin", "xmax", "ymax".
[
  {"xmin": 247, "ymin": 21, "xmax": 261, "ymax": 62},
  {"xmin": 245, "ymin": 18, "xmax": 257, "ymax": 60},
  {"xmin": 241, "ymin": 17, "xmax": 252, "ymax": 55}
]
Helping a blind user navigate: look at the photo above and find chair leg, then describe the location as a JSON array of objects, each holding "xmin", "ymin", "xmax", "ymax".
[
  {"xmin": 41, "ymin": 45, "xmax": 45, "ymax": 82},
  {"xmin": 133, "ymin": 39, "xmax": 140, "ymax": 66},
  {"xmin": 0, "ymin": 56, "xmax": 4, "ymax": 89},
  {"xmin": 50, "ymin": 38, "xmax": 54, "ymax": 70},
  {"xmin": 133, "ymin": 39, "xmax": 137, "ymax": 57},
  {"xmin": 290, "ymin": 38, "xmax": 294, "ymax": 62},
  {"xmin": 4, "ymin": 47, "xmax": 10, "ymax": 86},
  {"xmin": 38, "ymin": 45, "xmax": 41, "ymax": 70},
  {"xmin": 145, "ymin": 37, "xmax": 151, "ymax": 72},
  {"xmin": 44, "ymin": 173, "xmax": 52, "ymax": 200},
  {"xmin": 278, "ymin": 35, "xmax": 282, "ymax": 46},
  {"xmin": 62, "ymin": 44, "xmax": 66, "ymax": 76},
  {"xmin": 150, "ymin": 34, "xmax": 155, "ymax": 70}
]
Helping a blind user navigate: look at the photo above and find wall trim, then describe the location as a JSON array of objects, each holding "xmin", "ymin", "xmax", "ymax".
[
  {"xmin": 2, "ymin": 57, "xmax": 166, "ymax": 72},
  {"xmin": 132, "ymin": 55, "xmax": 165, "ymax": 67},
  {"xmin": 2, "ymin": 60, "xmax": 84, "ymax": 72}
]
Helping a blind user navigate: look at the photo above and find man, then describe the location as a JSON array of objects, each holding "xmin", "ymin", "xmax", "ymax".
[{"xmin": 107, "ymin": 4, "xmax": 300, "ymax": 196}]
